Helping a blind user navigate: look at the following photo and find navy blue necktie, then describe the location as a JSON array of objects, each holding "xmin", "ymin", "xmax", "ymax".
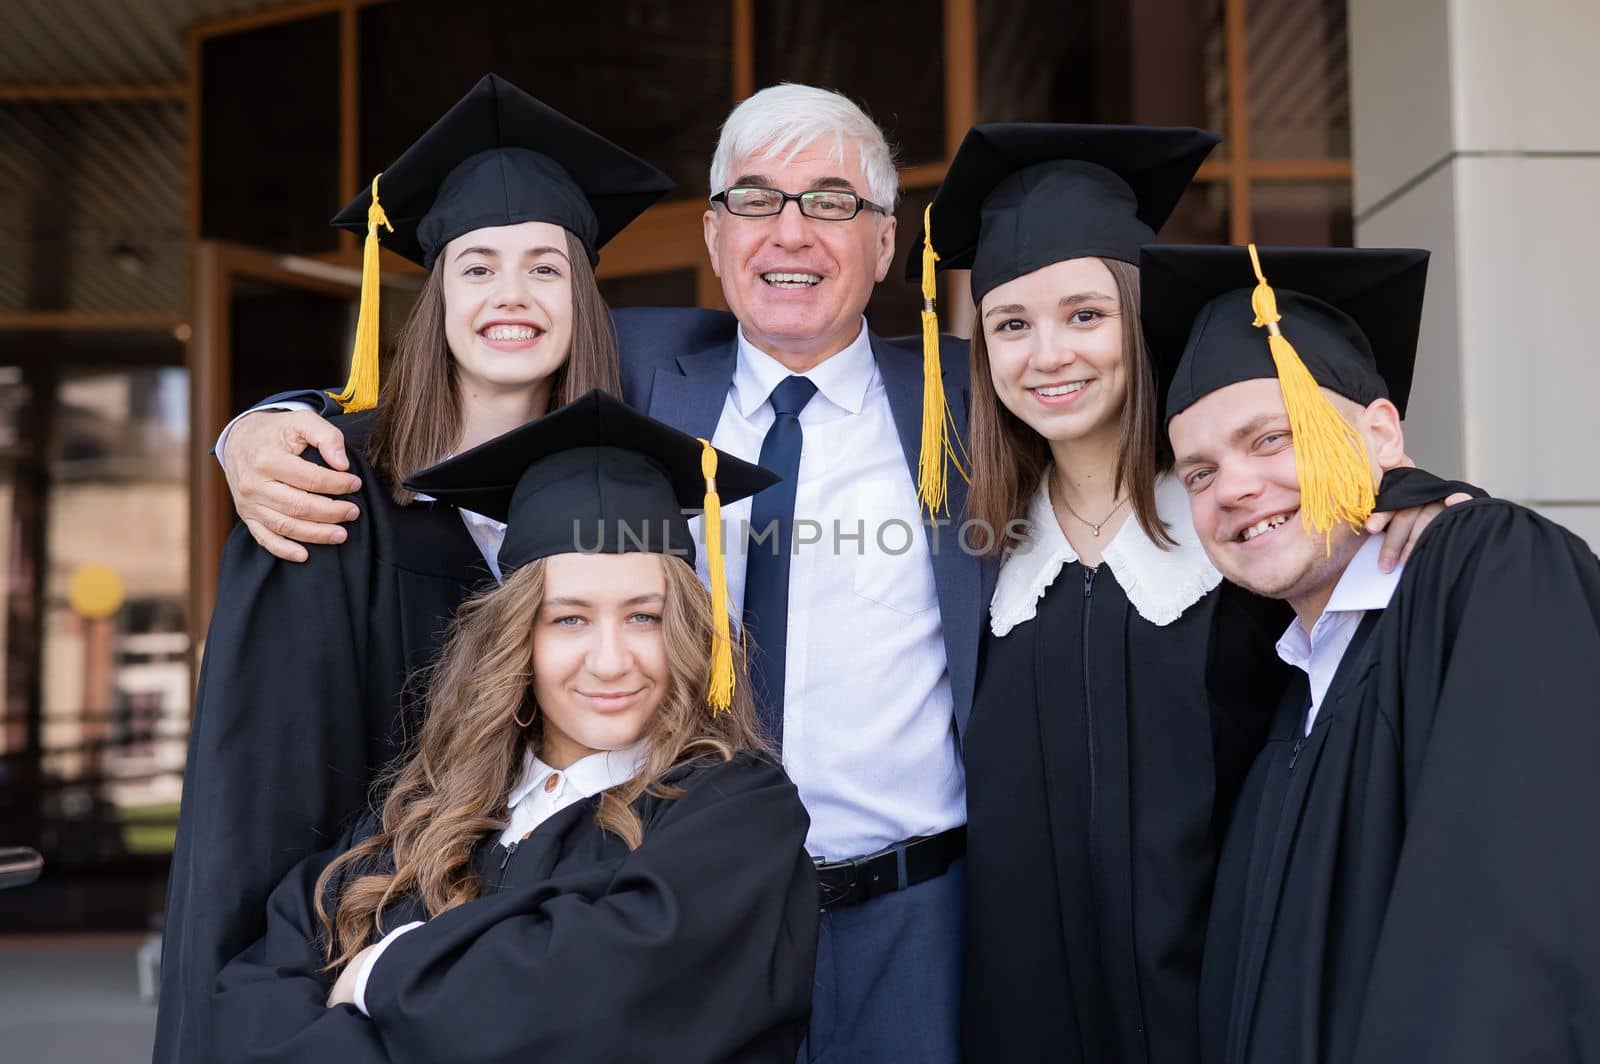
[{"xmin": 742, "ymin": 374, "xmax": 818, "ymax": 745}]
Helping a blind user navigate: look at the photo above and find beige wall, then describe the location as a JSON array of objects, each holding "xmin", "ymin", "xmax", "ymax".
[{"xmin": 1350, "ymin": 0, "xmax": 1600, "ymax": 549}]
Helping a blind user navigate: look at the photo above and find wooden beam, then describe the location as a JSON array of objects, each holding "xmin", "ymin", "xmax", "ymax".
[
  {"xmin": 1245, "ymin": 157, "xmax": 1352, "ymax": 181},
  {"xmin": 0, "ymin": 83, "xmax": 185, "ymax": 103},
  {"xmin": 0, "ymin": 312, "xmax": 182, "ymax": 332},
  {"xmin": 1224, "ymin": 0, "xmax": 1252, "ymax": 244},
  {"xmin": 943, "ymin": 0, "xmax": 978, "ymax": 157},
  {"xmin": 596, "ymin": 200, "xmax": 710, "ymax": 280},
  {"xmin": 189, "ymin": 0, "xmax": 391, "ymax": 42},
  {"xmin": 900, "ymin": 161, "xmax": 948, "ymax": 190},
  {"xmin": 731, "ymin": 0, "xmax": 755, "ymax": 102}
]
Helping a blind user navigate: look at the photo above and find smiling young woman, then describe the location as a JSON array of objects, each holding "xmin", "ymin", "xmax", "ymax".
[
  {"xmin": 208, "ymin": 394, "xmax": 819, "ymax": 1062},
  {"xmin": 154, "ymin": 76, "xmax": 675, "ymax": 1064}
]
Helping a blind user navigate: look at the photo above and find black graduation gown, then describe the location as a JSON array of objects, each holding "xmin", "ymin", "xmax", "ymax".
[
  {"xmin": 156, "ymin": 412, "xmax": 492, "ymax": 1064},
  {"xmin": 211, "ymin": 752, "xmax": 820, "ymax": 1063},
  {"xmin": 963, "ymin": 557, "xmax": 1292, "ymax": 1064},
  {"xmin": 1200, "ymin": 499, "xmax": 1600, "ymax": 1064}
]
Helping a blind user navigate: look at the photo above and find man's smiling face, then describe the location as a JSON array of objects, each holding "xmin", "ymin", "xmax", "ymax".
[{"xmin": 702, "ymin": 139, "xmax": 896, "ymax": 369}]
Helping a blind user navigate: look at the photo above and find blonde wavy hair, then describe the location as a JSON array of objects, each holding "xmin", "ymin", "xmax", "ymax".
[{"xmin": 314, "ymin": 553, "xmax": 767, "ymax": 971}]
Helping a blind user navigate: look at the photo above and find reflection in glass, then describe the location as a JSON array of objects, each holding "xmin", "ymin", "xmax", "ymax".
[
  {"xmin": 1246, "ymin": 0, "xmax": 1350, "ymax": 158},
  {"xmin": 40, "ymin": 368, "xmax": 189, "ymax": 861}
]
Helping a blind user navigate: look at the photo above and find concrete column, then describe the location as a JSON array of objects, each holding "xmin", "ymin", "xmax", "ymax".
[{"xmin": 1349, "ymin": 0, "xmax": 1600, "ymax": 548}]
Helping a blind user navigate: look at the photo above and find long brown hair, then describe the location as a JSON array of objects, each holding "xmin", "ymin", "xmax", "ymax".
[
  {"xmin": 965, "ymin": 257, "xmax": 1173, "ymax": 554},
  {"xmin": 314, "ymin": 553, "xmax": 766, "ymax": 971},
  {"xmin": 365, "ymin": 228, "xmax": 623, "ymax": 503}
]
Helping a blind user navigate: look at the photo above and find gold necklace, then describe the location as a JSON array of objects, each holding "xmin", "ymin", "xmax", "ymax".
[{"xmin": 1053, "ymin": 483, "xmax": 1127, "ymax": 537}]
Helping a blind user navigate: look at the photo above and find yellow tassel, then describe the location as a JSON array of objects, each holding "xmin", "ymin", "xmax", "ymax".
[
  {"xmin": 328, "ymin": 173, "xmax": 392, "ymax": 413},
  {"xmin": 699, "ymin": 439, "xmax": 735, "ymax": 714},
  {"xmin": 1246, "ymin": 244, "xmax": 1375, "ymax": 549},
  {"xmin": 916, "ymin": 204, "xmax": 969, "ymax": 517}
]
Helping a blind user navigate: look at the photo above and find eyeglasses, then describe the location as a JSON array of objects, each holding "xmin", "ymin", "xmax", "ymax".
[{"xmin": 710, "ymin": 185, "xmax": 888, "ymax": 221}]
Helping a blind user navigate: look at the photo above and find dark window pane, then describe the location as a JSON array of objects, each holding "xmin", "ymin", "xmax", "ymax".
[
  {"xmin": 978, "ymin": 0, "xmax": 1226, "ymax": 153},
  {"xmin": 598, "ymin": 269, "xmax": 698, "ymax": 309},
  {"xmin": 865, "ymin": 184, "xmax": 937, "ymax": 339},
  {"xmin": 227, "ymin": 279, "xmax": 355, "ymax": 418},
  {"xmin": 1246, "ymin": 0, "xmax": 1350, "ymax": 158},
  {"xmin": 754, "ymin": 0, "xmax": 945, "ymax": 167},
  {"xmin": 201, "ymin": 16, "xmax": 341, "ymax": 253},
  {"xmin": 360, "ymin": 0, "xmax": 730, "ymax": 201},
  {"xmin": 1160, "ymin": 180, "xmax": 1231, "ymax": 245},
  {"xmin": 1251, "ymin": 181, "xmax": 1352, "ymax": 247}
]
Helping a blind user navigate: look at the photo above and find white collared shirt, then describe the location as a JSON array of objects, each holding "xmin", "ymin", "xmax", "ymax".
[
  {"xmin": 988, "ymin": 471, "xmax": 1223, "ymax": 635},
  {"xmin": 1275, "ymin": 534, "xmax": 1404, "ymax": 734},
  {"xmin": 351, "ymin": 740, "xmax": 647, "ymax": 1015},
  {"xmin": 496, "ymin": 741, "xmax": 649, "ymax": 847},
  {"xmin": 688, "ymin": 319, "xmax": 964, "ymax": 862}
]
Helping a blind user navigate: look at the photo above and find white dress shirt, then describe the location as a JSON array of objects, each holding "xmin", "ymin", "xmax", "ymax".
[
  {"xmin": 1275, "ymin": 534, "xmax": 1404, "ymax": 734},
  {"xmin": 351, "ymin": 741, "xmax": 647, "ymax": 1015},
  {"xmin": 689, "ymin": 320, "xmax": 964, "ymax": 861}
]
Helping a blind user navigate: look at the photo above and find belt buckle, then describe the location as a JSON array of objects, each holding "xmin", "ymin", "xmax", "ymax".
[{"xmin": 814, "ymin": 854, "xmax": 868, "ymax": 910}]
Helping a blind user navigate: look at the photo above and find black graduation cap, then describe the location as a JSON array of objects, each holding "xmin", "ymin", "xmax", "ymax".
[
  {"xmin": 906, "ymin": 123, "xmax": 1220, "ymax": 303},
  {"xmin": 406, "ymin": 390, "xmax": 776, "ymax": 571},
  {"xmin": 899, "ymin": 124, "xmax": 1218, "ymax": 517},
  {"xmin": 407, "ymin": 391, "xmax": 776, "ymax": 711},
  {"xmin": 1142, "ymin": 244, "xmax": 1431, "ymax": 422},
  {"xmin": 1143, "ymin": 243, "xmax": 1430, "ymax": 542},
  {"xmin": 323, "ymin": 74, "xmax": 674, "ymax": 416},
  {"xmin": 331, "ymin": 73, "xmax": 674, "ymax": 268}
]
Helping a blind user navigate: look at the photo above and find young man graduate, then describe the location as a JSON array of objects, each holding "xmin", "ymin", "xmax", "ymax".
[{"xmin": 1144, "ymin": 242, "xmax": 1600, "ymax": 1064}]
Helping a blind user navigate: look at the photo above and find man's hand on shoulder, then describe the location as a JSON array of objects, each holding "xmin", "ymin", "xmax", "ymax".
[{"xmin": 222, "ymin": 410, "xmax": 362, "ymax": 563}]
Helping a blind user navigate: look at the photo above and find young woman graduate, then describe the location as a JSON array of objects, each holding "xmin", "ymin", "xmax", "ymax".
[
  {"xmin": 911, "ymin": 125, "xmax": 1468, "ymax": 1063},
  {"xmin": 209, "ymin": 390, "xmax": 820, "ymax": 1062},
  {"xmin": 155, "ymin": 75, "xmax": 674, "ymax": 1064}
]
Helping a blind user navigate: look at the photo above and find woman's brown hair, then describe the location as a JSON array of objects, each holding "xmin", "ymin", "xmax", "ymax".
[
  {"xmin": 964, "ymin": 257, "xmax": 1173, "ymax": 554},
  {"xmin": 365, "ymin": 228, "xmax": 622, "ymax": 503},
  {"xmin": 313, "ymin": 553, "xmax": 767, "ymax": 971}
]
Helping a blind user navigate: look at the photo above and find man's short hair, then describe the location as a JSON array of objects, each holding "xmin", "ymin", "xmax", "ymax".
[{"xmin": 709, "ymin": 83, "xmax": 900, "ymax": 211}]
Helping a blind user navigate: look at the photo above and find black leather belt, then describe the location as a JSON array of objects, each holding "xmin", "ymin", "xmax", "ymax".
[{"xmin": 814, "ymin": 826, "xmax": 966, "ymax": 911}]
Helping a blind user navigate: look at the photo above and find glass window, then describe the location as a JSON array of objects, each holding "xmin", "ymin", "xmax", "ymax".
[
  {"xmin": 1161, "ymin": 181, "xmax": 1231, "ymax": 246},
  {"xmin": 39, "ymin": 368, "xmax": 189, "ymax": 864},
  {"xmin": 360, "ymin": 0, "xmax": 731, "ymax": 201},
  {"xmin": 201, "ymin": 16, "xmax": 341, "ymax": 253},
  {"xmin": 1251, "ymin": 180, "xmax": 1352, "ymax": 247},
  {"xmin": 755, "ymin": 0, "xmax": 946, "ymax": 167},
  {"xmin": 1246, "ymin": 0, "xmax": 1350, "ymax": 158}
]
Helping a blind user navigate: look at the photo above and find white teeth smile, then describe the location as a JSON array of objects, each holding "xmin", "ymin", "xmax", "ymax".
[
  {"xmin": 483, "ymin": 325, "xmax": 541, "ymax": 341},
  {"xmin": 1241, "ymin": 514, "xmax": 1292, "ymax": 542},
  {"xmin": 761, "ymin": 271, "xmax": 821, "ymax": 288},
  {"xmin": 1035, "ymin": 382, "xmax": 1087, "ymax": 398}
]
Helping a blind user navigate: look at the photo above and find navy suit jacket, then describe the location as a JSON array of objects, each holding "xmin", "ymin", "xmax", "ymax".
[
  {"xmin": 613, "ymin": 306, "xmax": 993, "ymax": 739},
  {"xmin": 265, "ymin": 306, "xmax": 995, "ymax": 738}
]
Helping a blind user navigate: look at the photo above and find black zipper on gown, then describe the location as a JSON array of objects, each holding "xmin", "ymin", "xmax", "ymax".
[{"xmin": 1082, "ymin": 564, "xmax": 1099, "ymax": 867}]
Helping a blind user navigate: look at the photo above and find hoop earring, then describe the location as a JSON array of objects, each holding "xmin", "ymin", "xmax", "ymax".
[{"xmin": 513, "ymin": 699, "xmax": 537, "ymax": 729}]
